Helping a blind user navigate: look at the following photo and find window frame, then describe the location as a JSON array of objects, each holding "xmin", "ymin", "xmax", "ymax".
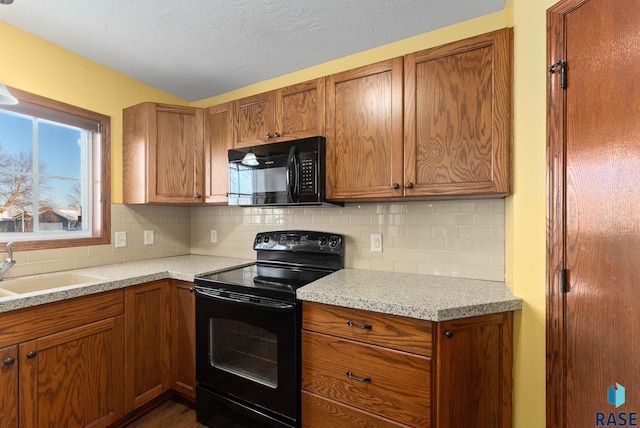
[{"xmin": 0, "ymin": 87, "xmax": 111, "ymax": 251}]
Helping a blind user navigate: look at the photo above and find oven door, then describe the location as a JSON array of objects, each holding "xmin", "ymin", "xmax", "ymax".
[{"xmin": 195, "ymin": 286, "xmax": 299, "ymax": 423}]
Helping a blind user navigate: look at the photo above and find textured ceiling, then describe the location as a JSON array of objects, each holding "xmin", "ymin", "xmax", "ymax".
[{"xmin": 1, "ymin": 0, "xmax": 504, "ymax": 101}]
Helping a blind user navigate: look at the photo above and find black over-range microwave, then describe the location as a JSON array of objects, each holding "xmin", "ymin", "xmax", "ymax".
[{"xmin": 228, "ymin": 136, "xmax": 340, "ymax": 207}]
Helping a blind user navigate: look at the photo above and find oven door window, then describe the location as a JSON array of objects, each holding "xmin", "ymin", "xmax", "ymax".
[{"xmin": 209, "ymin": 318, "xmax": 278, "ymax": 388}]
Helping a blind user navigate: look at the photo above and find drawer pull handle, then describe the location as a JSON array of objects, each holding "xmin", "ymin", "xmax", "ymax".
[
  {"xmin": 346, "ymin": 371, "xmax": 371, "ymax": 383},
  {"xmin": 347, "ymin": 320, "xmax": 372, "ymax": 330}
]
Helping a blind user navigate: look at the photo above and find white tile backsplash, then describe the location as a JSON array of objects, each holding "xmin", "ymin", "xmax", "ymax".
[
  {"xmin": 190, "ymin": 199, "xmax": 506, "ymax": 281},
  {"xmin": 5, "ymin": 200, "xmax": 505, "ymax": 282}
]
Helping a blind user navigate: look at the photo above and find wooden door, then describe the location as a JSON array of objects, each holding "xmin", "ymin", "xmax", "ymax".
[
  {"xmin": 0, "ymin": 345, "xmax": 18, "ymax": 428},
  {"xmin": 170, "ymin": 281, "xmax": 196, "ymax": 400},
  {"xmin": 205, "ymin": 102, "xmax": 234, "ymax": 204},
  {"xmin": 275, "ymin": 78, "xmax": 326, "ymax": 142},
  {"xmin": 547, "ymin": 1, "xmax": 640, "ymax": 426},
  {"xmin": 124, "ymin": 280, "xmax": 171, "ymax": 413},
  {"xmin": 150, "ymin": 104, "xmax": 205, "ymax": 203},
  {"xmin": 19, "ymin": 317, "xmax": 125, "ymax": 428},
  {"xmin": 404, "ymin": 29, "xmax": 512, "ymax": 198},
  {"xmin": 326, "ymin": 58, "xmax": 404, "ymax": 200},
  {"xmin": 234, "ymin": 92, "xmax": 276, "ymax": 147}
]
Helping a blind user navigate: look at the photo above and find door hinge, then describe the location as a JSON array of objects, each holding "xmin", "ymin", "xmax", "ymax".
[
  {"xmin": 548, "ymin": 60, "xmax": 567, "ymax": 89},
  {"xmin": 560, "ymin": 268, "xmax": 568, "ymax": 293}
]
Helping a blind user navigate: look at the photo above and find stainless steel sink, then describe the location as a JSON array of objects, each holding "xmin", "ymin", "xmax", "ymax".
[{"xmin": 0, "ymin": 272, "xmax": 103, "ymax": 294}]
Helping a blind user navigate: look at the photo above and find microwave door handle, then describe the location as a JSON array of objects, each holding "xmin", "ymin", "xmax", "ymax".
[{"xmin": 286, "ymin": 145, "xmax": 299, "ymax": 202}]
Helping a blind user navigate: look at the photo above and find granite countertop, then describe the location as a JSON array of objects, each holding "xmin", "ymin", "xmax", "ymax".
[
  {"xmin": 0, "ymin": 256, "xmax": 522, "ymax": 322},
  {"xmin": 0, "ymin": 255, "xmax": 254, "ymax": 313},
  {"xmin": 296, "ymin": 269, "xmax": 522, "ymax": 321}
]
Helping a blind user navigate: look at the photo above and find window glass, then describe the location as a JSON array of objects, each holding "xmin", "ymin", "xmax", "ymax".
[{"xmin": 0, "ymin": 88, "xmax": 110, "ymax": 250}]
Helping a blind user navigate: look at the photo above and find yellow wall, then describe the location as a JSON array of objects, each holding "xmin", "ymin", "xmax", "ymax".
[
  {"xmin": 1, "ymin": 21, "xmax": 188, "ymax": 205},
  {"xmin": 2, "ymin": 1, "xmax": 552, "ymax": 425}
]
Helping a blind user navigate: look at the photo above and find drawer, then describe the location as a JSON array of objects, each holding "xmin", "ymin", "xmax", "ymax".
[
  {"xmin": 302, "ymin": 391, "xmax": 410, "ymax": 428},
  {"xmin": 302, "ymin": 302, "xmax": 432, "ymax": 356},
  {"xmin": 0, "ymin": 290, "xmax": 125, "ymax": 347},
  {"xmin": 302, "ymin": 330, "xmax": 431, "ymax": 427}
]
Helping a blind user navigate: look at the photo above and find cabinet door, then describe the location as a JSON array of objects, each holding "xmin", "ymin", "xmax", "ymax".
[
  {"xmin": 234, "ymin": 92, "xmax": 276, "ymax": 148},
  {"xmin": 276, "ymin": 78, "xmax": 325, "ymax": 142},
  {"xmin": 124, "ymin": 280, "xmax": 171, "ymax": 413},
  {"xmin": 205, "ymin": 103, "xmax": 234, "ymax": 204},
  {"xmin": 0, "ymin": 345, "xmax": 18, "ymax": 428},
  {"xmin": 170, "ymin": 281, "xmax": 196, "ymax": 400},
  {"xmin": 326, "ymin": 58, "xmax": 404, "ymax": 200},
  {"xmin": 404, "ymin": 29, "xmax": 512, "ymax": 197},
  {"xmin": 123, "ymin": 102, "xmax": 205, "ymax": 204},
  {"xmin": 434, "ymin": 312, "xmax": 512, "ymax": 428},
  {"xmin": 19, "ymin": 317, "xmax": 125, "ymax": 428},
  {"xmin": 151, "ymin": 104, "xmax": 205, "ymax": 203}
]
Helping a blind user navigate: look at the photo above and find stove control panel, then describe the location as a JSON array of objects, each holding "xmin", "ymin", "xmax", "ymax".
[{"xmin": 254, "ymin": 231, "xmax": 344, "ymax": 254}]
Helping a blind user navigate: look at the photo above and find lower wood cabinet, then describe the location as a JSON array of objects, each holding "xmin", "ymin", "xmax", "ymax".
[
  {"xmin": 124, "ymin": 280, "xmax": 171, "ymax": 413},
  {"xmin": 170, "ymin": 280, "xmax": 196, "ymax": 400},
  {"xmin": 0, "ymin": 290, "xmax": 125, "ymax": 428},
  {"xmin": 301, "ymin": 302, "xmax": 513, "ymax": 428},
  {"xmin": 0, "ymin": 279, "xmax": 197, "ymax": 427}
]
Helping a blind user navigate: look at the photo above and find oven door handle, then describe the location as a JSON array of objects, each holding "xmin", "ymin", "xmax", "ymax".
[{"xmin": 195, "ymin": 288, "xmax": 296, "ymax": 311}]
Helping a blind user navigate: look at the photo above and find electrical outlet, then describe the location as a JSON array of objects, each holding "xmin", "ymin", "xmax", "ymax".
[
  {"xmin": 144, "ymin": 230, "xmax": 154, "ymax": 245},
  {"xmin": 115, "ymin": 231, "xmax": 127, "ymax": 248},
  {"xmin": 210, "ymin": 230, "xmax": 218, "ymax": 243},
  {"xmin": 370, "ymin": 233, "xmax": 382, "ymax": 252}
]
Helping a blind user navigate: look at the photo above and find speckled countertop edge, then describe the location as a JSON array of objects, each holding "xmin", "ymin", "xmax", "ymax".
[
  {"xmin": 296, "ymin": 269, "xmax": 522, "ymax": 321},
  {"xmin": 0, "ymin": 257, "xmax": 522, "ymax": 321},
  {"xmin": 0, "ymin": 255, "xmax": 254, "ymax": 313}
]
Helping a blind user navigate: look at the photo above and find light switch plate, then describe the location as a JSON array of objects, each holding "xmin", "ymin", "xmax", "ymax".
[
  {"xmin": 115, "ymin": 231, "xmax": 127, "ymax": 248},
  {"xmin": 144, "ymin": 230, "xmax": 154, "ymax": 245},
  {"xmin": 370, "ymin": 233, "xmax": 382, "ymax": 252},
  {"xmin": 210, "ymin": 230, "xmax": 218, "ymax": 243}
]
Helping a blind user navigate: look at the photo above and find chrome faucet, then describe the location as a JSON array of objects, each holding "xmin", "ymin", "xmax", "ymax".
[{"xmin": 0, "ymin": 242, "xmax": 16, "ymax": 280}]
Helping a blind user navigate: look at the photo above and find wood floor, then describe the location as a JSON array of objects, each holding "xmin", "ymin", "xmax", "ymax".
[{"xmin": 125, "ymin": 399, "xmax": 206, "ymax": 428}]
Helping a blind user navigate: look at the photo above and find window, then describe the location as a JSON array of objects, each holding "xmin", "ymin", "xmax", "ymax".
[{"xmin": 0, "ymin": 87, "xmax": 110, "ymax": 250}]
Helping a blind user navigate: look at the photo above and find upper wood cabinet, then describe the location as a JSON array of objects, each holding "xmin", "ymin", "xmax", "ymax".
[
  {"xmin": 204, "ymin": 102, "xmax": 234, "ymax": 204},
  {"xmin": 234, "ymin": 78, "xmax": 325, "ymax": 148},
  {"xmin": 326, "ymin": 28, "xmax": 512, "ymax": 201},
  {"xmin": 325, "ymin": 58, "xmax": 404, "ymax": 199},
  {"xmin": 404, "ymin": 28, "xmax": 512, "ymax": 197},
  {"xmin": 123, "ymin": 102, "xmax": 205, "ymax": 204}
]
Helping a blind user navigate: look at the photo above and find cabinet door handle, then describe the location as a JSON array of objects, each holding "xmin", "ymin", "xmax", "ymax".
[
  {"xmin": 405, "ymin": 182, "xmax": 414, "ymax": 189},
  {"xmin": 274, "ymin": 132, "xmax": 281, "ymax": 139},
  {"xmin": 266, "ymin": 133, "xmax": 273, "ymax": 140},
  {"xmin": 3, "ymin": 357, "xmax": 15, "ymax": 366},
  {"xmin": 444, "ymin": 329, "xmax": 454, "ymax": 339},
  {"xmin": 346, "ymin": 371, "xmax": 371, "ymax": 383},
  {"xmin": 347, "ymin": 320, "xmax": 372, "ymax": 330},
  {"xmin": 26, "ymin": 351, "xmax": 38, "ymax": 359},
  {"xmin": 392, "ymin": 183, "xmax": 400, "ymax": 189},
  {"xmin": 195, "ymin": 193, "xmax": 202, "ymax": 199}
]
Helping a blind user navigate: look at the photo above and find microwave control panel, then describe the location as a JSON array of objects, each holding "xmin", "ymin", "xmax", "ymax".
[{"xmin": 299, "ymin": 151, "xmax": 317, "ymax": 194}]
